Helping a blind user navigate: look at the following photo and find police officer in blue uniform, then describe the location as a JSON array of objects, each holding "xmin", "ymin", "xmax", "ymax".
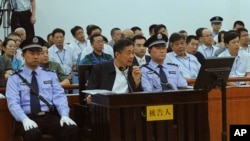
[
  {"xmin": 5, "ymin": 36, "xmax": 80, "ymax": 141},
  {"xmin": 141, "ymin": 33, "xmax": 187, "ymax": 91}
]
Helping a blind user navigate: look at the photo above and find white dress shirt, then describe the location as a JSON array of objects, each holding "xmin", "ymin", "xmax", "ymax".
[
  {"xmin": 112, "ymin": 64, "xmax": 129, "ymax": 94},
  {"xmin": 134, "ymin": 55, "xmax": 146, "ymax": 66},
  {"xmin": 198, "ymin": 44, "xmax": 219, "ymax": 58},
  {"xmin": 48, "ymin": 44, "xmax": 77, "ymax": 75}
]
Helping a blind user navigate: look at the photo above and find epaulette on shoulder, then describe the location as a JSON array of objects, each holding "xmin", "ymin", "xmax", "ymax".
[
  {"xmin": 42, "ymin": 67, "xmax": 55, "ymax": 73},
  {"xmin": 167, "ymin": 63, "xmax": 179, "ymax": 67},
  {"xmin": 10, "ymin": 69, "xmax": 23, "ymax": 75}
]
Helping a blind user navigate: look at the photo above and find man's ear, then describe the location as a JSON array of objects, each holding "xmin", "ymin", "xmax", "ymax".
[{"xmin": 115, "ymin": 52, "xmax": 120, "ymax": 58}]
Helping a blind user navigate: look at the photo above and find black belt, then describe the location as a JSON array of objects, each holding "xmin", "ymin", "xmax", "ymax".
[
  {"xmin": 13, "ymin": 10, "xmax": 31, "ymax": 14},
  {"xmin": 27, "ymin": 111, "xmax": 51, "ymax": 118}
]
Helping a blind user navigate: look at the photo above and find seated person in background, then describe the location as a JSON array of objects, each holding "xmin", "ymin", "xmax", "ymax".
[
  {"xmin": 141, "ymin": 33, "xmax": 187, "ymax": 91},
  {"xmin": 7, "ymin": 32, "xmax": 23, "ymax": 65},
  {"xmin": 132, "ymin": 35, "xmax": 151, "ymax": 67},
  {"xmin": 2, "ymin": 38, "xmax": 23, "ymax": 71},
  {"xmin": 5, "ymin": 36, "xmax": 80, "ymax": 141},
  {"xmin": 38, "ymin": 37, "xmax": 70, "ymax": 85},
  {"xmin": 0, "ymin": 55, "xmax": 12, "ymax": 92},
  {"xmin": 79, "ymin": 34, "xmax": 113, "ymax": 65},
  {"xmin": 218, "ymin": 31, "xmax": 250, "ymax": 86},
  {"xmin": 214, "ymin": 31, "xmax": 227, "ymax": 56},
  {"xmin": 165, "ymin": 33, "xmax": 201, "ymax": 79},
  {"xmin": 186, "ymin": 35, "xmax": 205, "ymax": 64},
  {"xmin": 87, "ymin": 38, "xmax": 142, "ymax": 93}
]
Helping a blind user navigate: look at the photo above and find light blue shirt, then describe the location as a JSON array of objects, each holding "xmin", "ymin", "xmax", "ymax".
[
  {"xmin": 11, "ymin": 56, "xmax": 22, "ymax": 71},
  {"xmin": 198, "ymin": 44, "xmax": 219, "ymax": 58},
  {"xmin": 141, "ymin": 60, "xmax": 188, "ymax": 91},
  {"xmin": 6, "ymin": 66, "xmax": 69, "ymax": 122},
  {"xmin": 13, "ymin": 0, "xmax": 31, "ymax": 11},
  {"xmin": 165, "ymin": 52, "xmax": 201, "ymax": 79},
  {"xmin": 48, "ymin": 44, "xmax": 77, "ymax": 75},
  {"xmin": 218, "ymin": 49, "xmax": 250, "ymax": 77}
]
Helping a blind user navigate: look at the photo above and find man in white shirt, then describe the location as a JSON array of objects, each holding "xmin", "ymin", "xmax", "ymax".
[
  {"xmin": 198, "ymin": 28, "xmax": 219, "ymax": 58},
  {"xmin": 218, "ymin": 31, "xmax": 250, "ymax": 86},
  {"xmin": 48, "ymin": 28, "xmax": 77, "ymax": 77}
]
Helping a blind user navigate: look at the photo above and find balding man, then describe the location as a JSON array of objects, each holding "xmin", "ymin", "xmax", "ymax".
[
  {"xmin": 15, "ymin": 27, "xmax": 27, "ymax": 42},
  {"xmin": 121, "ymin": 29, "xmax": 134, "ymax": 39}
]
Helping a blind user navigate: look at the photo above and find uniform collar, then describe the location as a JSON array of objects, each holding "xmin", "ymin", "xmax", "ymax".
[{"xmin": 23, "ymin": 65, "xmax": 42, "ymax": 76}]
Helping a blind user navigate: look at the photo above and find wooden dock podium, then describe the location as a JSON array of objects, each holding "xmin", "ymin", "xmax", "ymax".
[{"xmin": 90, "ymin": 89, "xmax": 210, "ymax": 141}]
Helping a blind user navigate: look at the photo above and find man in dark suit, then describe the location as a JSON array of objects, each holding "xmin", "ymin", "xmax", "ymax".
[
  {"xmin": 87, "ymin": 38, "xmax": 142, "ymax": 94},
  {"xmin": 132, "ymin": 35, "xmax": 151, "ymax": 66}
]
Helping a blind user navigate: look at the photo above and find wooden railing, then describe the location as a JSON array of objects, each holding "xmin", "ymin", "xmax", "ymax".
[{"xmin": 1, "ymin": 77, "xmax": 250, "ymax": 93}]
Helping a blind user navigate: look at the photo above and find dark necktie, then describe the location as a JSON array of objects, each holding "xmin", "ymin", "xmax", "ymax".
[
  {"xmin": 30, "ymin": 71, "xmax": 41, "ymax": 114},
  {"xmin": 158, "ymin": 65, "xmax": 168, "ymax": 90}
]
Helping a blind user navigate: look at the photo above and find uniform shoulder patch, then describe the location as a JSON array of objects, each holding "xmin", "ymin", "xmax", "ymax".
[
  {"xmin": 10, "ymin": 69, "xmax": 23, "ymax": 75},
  {"xmin": 42, "ymin": 67, "xmax": 55, "ymax": 72},
  {"xmin": 167, "ymin": 63, "xmax": 179, "ymax": 67}
]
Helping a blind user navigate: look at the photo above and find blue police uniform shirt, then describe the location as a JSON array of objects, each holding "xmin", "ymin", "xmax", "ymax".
[
  {"xmin": 141, "ymin": 60, "xmax": 188, "ymax": 91},
  {"xmin": 6, "ymin": 65, "xmax": 69, "ymax": 122},
  {"xmin": 165, "ymin": 52, "xmax": 201, "ymax": 79}
]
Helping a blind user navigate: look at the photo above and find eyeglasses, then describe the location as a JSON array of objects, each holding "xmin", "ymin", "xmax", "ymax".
[{"xmin": 202, "ymin": 34, "xmax": 212, "ymax": 38}]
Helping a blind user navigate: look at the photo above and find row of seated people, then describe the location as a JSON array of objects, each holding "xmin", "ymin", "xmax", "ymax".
[
  {"xmin": 0, "ymin": 32, "xmax": 249, "ymax": 141},
  {"xmin": 1, "ymin": 28, "xmax": 250, "ymax": 95}
]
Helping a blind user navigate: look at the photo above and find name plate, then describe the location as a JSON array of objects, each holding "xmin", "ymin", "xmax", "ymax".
[{"xmin": 146, "ymin": 105, "xmax": 173, "ymax": 121}]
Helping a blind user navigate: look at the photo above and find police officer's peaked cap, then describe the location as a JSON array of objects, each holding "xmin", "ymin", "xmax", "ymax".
[
  {"xmin": 144, "ymin": 33, "xmax": 168, "ymax": 48},
  {"xmin": 20, "ymin": 36, "xmax": 46, "ymax": 51},
  {"xmin": 210, "ymin": 16, "xmax": 223, "ymax": 23}
]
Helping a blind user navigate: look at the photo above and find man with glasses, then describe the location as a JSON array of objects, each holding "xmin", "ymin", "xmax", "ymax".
[{"xmin": 197, "ymin": 28, "xmax": 219, "ymax": 58}]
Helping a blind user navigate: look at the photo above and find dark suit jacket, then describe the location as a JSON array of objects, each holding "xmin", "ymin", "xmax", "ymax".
[
  {"xmin": 87, "ymin": 61, "xmax": 142, "ymax": 92},
  {"xmin": 132, "ymin": 55, "xmax": 151, "ymax": 66}
]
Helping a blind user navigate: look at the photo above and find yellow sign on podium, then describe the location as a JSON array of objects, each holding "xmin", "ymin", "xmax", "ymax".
[{"xmin": 146, "ymin": 105, "xmax": 173, "ymax": 121}]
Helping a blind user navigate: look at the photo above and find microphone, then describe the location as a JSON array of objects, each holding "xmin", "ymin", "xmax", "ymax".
[{"xmin": 119, "ymin": 66, "xmax": 134, "ymax": 93}]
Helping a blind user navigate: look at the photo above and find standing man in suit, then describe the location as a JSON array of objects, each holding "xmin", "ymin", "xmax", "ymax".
[
  {"xmin": 87, "ymin": 38, "xmax": 142, "ymax": 93},
  {"xmin": 132, "ymin": 35, "xmax": 151, "ymax": 66}
]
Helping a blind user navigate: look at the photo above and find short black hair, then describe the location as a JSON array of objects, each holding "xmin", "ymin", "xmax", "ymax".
[
  {"xmin": 169, "ymin": 33, "xmax": 185, "ymax": 44},
  {"xmin": 195, "ymin": 27, "xmax": 205, "ymax": 38},
  {"xmin": 110, "ymin": 27, "xmax": 121, "ymax": 36},
  {"xmin": 87, "ymin": 25, "xmax": 102, "ymax": 36},
  {"xmin": 224, "ymin": 30, "xmax": 239, "ymax": 44},
  {"xmin": 236, "ymin": 28, "xmax": 248, "ymax": 38},
  {"xmin": 154, "ymin": 24, "xmax": 166, "ymax": 34},
  {"xmin": 90, "ymin": 34, "xmax": 103, "ymax": 44},
  {"xmin": 47, "ymin": 33, "xmax": 52, "ymax": 41},
  {"xmin": 186, "ymin": 35, "xmax": 198, "ymax": 44},
  {"xmin": 52, "ymin": 28, "xmax": 65, "ymax": 37},
  {"xmin": 71, "ymin": 26, "xmax": 83, "ymax": 36},
  {"xmin": 113, "ymin": 39, "xmax": 133, "ymax": 57},
  {"xmin": 233, "ymin": 20, "xmax": 245, "ymax": 28},
  {"xmin": 149, "ymin": 24, "xmax": 157, "ymax": 34},
  {"xmin": 179, "ymin": 30, "xmax": 187, "ymax": 34},
  {"xmin": 102, "ymin": 35, "xmax": 108, "ymax": 43},
  {"xmin": 132, "ymin": 35, "xmax": 146, "ymax": 43},
  {"xmin": 218, "ymin": 30, "xmax": 226, "ymax": 43},
  {"xmin": 131, "ymin": 26, "xmax": 141, "ymax": 33}
]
